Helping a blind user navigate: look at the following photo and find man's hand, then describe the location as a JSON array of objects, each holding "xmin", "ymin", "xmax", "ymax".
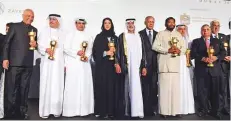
[
  {"xmin": 2, "ymin": 60, "xmax": 9, "ymax": 70},
  {"xmin": 173, "ymin": 48, "xmax": 181, "ymax": 55},
  {"xmin": 77, "ymin": 50, "xmax": 84, "ymax": 56},
  {"xmin": 224, "ymin": 56, "xmax": 231, "ymax": 62},
  {"xmin": 142, "ymin": 68, "xmax": 147, "ymax": 76},
  {"xmin": 106, "ymin": 51, "xmax": 114, "ymax": 56},
  {"xmin": 115, "ymin": 64, "xmax": 121, "ymax": 74},
  {"xmin": 210, "ymin": 56, "xmax": 217, "ymax": 62},
  {"xmin": 202, "ymin": 57, "xmax": 209, "ymax": 63},
  {"xmin": 29, "ymin": 41, "xmax": 37, "ymax": 48},
  {"xmin": 46, "ymin": 48, "xmax": 54, "ymax": 56},
  {"xmin": 168, "ymin": 47, "xmax": 175, "ymax": 54}
]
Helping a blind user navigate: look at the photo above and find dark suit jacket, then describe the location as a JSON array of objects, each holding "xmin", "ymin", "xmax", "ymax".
[
  {"xmin": 190, "ymin": 36, "xmax": 226, "ymax": 77},
  {"xmin": 0, "ymin": 33, "xmax": 5, "ymax": 62},
  {"xmin": 139, "ymin": 29, "xmax": 158, "ymax": 71},
  {"xmin": 3, "ymin": 22, "xmax": 37, "ymax": 67},
  {"xmin": 220, "ymin": 34, "xmax": 231, "ymax": 73}
]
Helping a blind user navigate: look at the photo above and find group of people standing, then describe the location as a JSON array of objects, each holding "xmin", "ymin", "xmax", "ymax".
[{"xmin": 0, "ymin": 8, "xmax": 229, "ymax": 120}]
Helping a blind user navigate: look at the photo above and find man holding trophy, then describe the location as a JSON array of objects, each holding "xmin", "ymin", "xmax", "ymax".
[
  {"xmin": 152, "ymin": 17, "xmax": 185, "ymax": 117},
  {"xmin": 190, "ymin": 24, "xmax": 225, "ymax": 119},
  {"xmin": 2, "ymin": 9, "xmax": 37, "ymax": 119},
  {"xmin": 62, "ymin": 18, "xmax": 94, "ymax": 117},
  {"xmin": 37, "ymin": 14, "xmax": 66, "ymax": 118}
]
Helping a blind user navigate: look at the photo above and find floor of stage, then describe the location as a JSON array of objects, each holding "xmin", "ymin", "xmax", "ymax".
[{"xmin": 8, "ymin": 99, "xmax": 230, "ymax": 120}]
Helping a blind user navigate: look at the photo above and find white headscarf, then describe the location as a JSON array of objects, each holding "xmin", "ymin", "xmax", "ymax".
[
  {"xmin": 176, "ymin": 24, "xmax": 191, "ymax": 48},
  {"xmin": 73, "ymin": 18, "xmax": 87, "ymax": 31},
  {"xmin": 124, "ymin": 18, "xmax": 139, "ymax": 35},
  {"xmin": 46, "ymin": 14, "xmax": 64, "ymax": 30}
]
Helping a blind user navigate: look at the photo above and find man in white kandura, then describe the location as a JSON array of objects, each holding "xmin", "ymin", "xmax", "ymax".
[
  {"xmin": 117, "ymin": 18, "xmax": 146, "ymax": 118},
  {"xmin": 37, "ymin": 14, "xmax": 66, "ymax": 118},
  {"xmin": 176, "ymin": 24, "xmax": 195, "ymax": 115},
  {"xmin": 62, "ymin": 18, "xmax": 94, "ymax": 117},
  {"xmin": 152, "ymin": 17, "xmax": 186, "ymax": 117}
]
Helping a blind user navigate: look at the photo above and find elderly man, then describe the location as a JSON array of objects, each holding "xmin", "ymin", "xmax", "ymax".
[
  {"xmin": 190, "ymin": 24, "xmax": 225, "ymax": 119},
  {"xmin": 210, "ymin": 20, "xmax": 230, "ymax": 116},
  {"xmin": 62, "ymin": 18, "xmax": 94, "ymax": 117},
  {"xmin": 152, "ymin": 17, "xmax": 185, "ymax": 117},
  {"xmin": 2, "ymin": 9, "xmax": 37, "ymax": 119},
  {"xmin": 37, "ymin": 14, "xmax": 66, "ymax": 119},
  {"xmin": 138, "ymin": 16, "xmax": 158, "ymax": 116},
  {"xmin": 116, "ymin": 18, "xmax": 147, "ymax": 118}
]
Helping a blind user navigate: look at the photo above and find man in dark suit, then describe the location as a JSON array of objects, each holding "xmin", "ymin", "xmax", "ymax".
[
  {"xmin": 0, "ymin": 23, "xmax": 13, "ymax": 74},
  {"xmin": 2, "ymin": 9, "xmax": 37, "ymax": 119},
  {"xmin": 210, "ymin": 20, "xmax": 230, "ymax": 116},
  {"xmin": 138, "ymin": 16, "xmax": 158, "ymax": 116},
  {"xmin": 190, "ymin": 24, "xmax": 225, "ymax": 119}
]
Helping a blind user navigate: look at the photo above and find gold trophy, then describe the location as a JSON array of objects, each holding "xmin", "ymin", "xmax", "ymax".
[
  {"xmin": 80, "ymin": 41, "xmax": 88, "ymax": 61},
  {"xmin": 207, "ymin": 46, "xmax": 215, "ymax": 67},
  {"xmin": 224, "ymin": 41, "xmax": 228, "ymax": 54},
  {"xmin": 185, "ymin": 49, "xmax": 191, "ymax": 67},
  {"xmin": 48, "ymin": 40, "xmax": 57, "ymax": 60},
  {"xmin": 28, "ymin": 29, "xmax": 36, "ymax": 50},
  {"xmin": 108, "ymin": 37, "xmax": 115, "ymax": 60},
  {"xmin": 169, "ymin": 37, "xmax": 179, "ymax": 57},
  {"xmin": 224, "ymin": 41, "xmax": 230, "ymax": 62}
]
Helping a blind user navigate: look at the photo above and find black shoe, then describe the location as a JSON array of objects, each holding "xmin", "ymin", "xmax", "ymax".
[
  {"xmin": 21, "ymin": 113, "xmax": 29, "ymax": 120},
  {"xmin": 176, "ymin": 114, "xmax": 182, "ymax": 118},
  {"xmin": 222, "ymin": 110, "xmax": 230, "ymax": 115},
  {"xmin": 153, "ymin": 111, "xmax": 157, "ymax": 116},
  {"xmin": 161, "ymin": 115, "xmax": 167, "ymax": 119},
  {"xmin": 214, "ymin": 113, "xmax": 222, "ymax": 120},
  {"xmin": 197, "ymin": 111, "xmax": 206, "ymax": 117}
]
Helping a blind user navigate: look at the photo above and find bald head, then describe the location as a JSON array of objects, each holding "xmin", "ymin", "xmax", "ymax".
[
  {"xmin": 210, "ymin": 20, "xmax": 220, "ymax": 35},
  {"xmin": 22, "ymin": 9, "xmax": 34, "ymax": 25},
  {"xmin": 145, "ymin": 16, "xmax": 155, "ymax": 30}
]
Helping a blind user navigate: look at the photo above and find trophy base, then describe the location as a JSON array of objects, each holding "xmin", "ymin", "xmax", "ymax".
[
  {"xmin": 80, "ymin": 56, "xmax": 87, "ymax": 61},
  {"xmin": 29, "ymin": 47, "xmax": 36, "ymax": 50},
  {"xmin": 207, "ymin": 63, "xmax": 214, "ymax": 67},
  {"xmin": 48, "ymin": 56, "xmax": 54, "ymax": 60},
  {"xmin": 109, "ymin": 57, "xmax": 114, "ymax": 60}
]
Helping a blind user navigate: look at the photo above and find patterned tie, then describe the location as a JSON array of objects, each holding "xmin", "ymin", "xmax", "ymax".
[
  {"xmin": 206, "ymin": 39, "xmax": 210, "ymax": 48},
  {"xmin": 148, "ymin": 30, "xmax": 152, "ymax": 44}
]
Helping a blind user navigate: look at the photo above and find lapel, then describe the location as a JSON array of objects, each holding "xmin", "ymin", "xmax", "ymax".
[
  {"xmin": 200, "ymin": 37, "xmax": 207, "ymax": 49},
  {"xmin": 210, "ymin": 37, "xmax": 215, "ymax": 47},
  {"xmin": 152, "ymin": 30, "xmax": 156, "ymax": 44}
]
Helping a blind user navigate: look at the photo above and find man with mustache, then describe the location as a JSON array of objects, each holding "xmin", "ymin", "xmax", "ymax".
[{"xmin": 152, "ymin": 17, "xmax": 185, "ymax": 117}]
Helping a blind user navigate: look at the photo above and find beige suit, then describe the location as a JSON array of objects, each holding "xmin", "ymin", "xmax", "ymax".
[{"xmin": 152, "ymin": 29, "xmax": 185, "ymax": 116}]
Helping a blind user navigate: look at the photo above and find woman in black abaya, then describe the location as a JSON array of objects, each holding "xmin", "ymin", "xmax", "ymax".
[{"xmin": 92, "ymin": 18, "xmax": 124, "ymax": 119}]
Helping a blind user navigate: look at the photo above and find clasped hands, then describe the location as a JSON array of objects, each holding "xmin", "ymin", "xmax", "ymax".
[
  {"xmin": 202, "ymin": 56, "xmax": 217, "ymax": 63},
  {"xmin": 168, "ymin": 46, "xmax": 181, "ymax": 55},
  {"xmin": 29, "ymin": 41, "xmax": 37, "ymax": 48}
]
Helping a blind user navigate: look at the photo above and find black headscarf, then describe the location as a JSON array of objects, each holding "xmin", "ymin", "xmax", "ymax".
[{"xmin": 100, "ymin": 17, "xmax": 116, "ymax": 37}]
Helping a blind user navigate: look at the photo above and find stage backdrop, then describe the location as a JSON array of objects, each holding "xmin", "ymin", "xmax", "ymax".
[{"xmin": 0, "ymin": 0, "xmax": 230, "ymax": 98}]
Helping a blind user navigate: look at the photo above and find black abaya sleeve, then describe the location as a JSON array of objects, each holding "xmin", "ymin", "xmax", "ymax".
[{"xmin": 92, "ymin": 34, "xmax": 107, "ymax": 63}]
